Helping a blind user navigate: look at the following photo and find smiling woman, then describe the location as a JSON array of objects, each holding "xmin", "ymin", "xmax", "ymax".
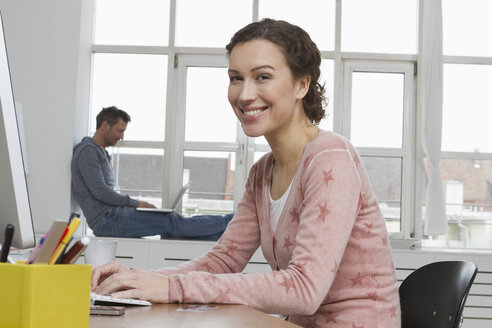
[{"xmin": 91, "ymin": 19, "xmax": 400, "ymax": 328}]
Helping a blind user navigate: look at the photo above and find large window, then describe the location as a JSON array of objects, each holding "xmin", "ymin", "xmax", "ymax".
[
  {"xmin": 342, "ymin": 62, "xmax": 415, "ymax": 233},
  {"xmin": 90, "ymin": 0, "xmax": 490, "ymax": 249},
  {"xmin": 430, "ymin": 0, "xmax": 492, "ymax": 249}
]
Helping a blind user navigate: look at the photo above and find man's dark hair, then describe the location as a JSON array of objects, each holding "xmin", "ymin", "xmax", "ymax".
[{"xmin": 96, "ymin": 106, "xmax": 131, "ymax": 129}]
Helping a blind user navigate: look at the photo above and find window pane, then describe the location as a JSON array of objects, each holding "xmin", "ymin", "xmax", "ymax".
[
  {"xmin": 423, "ymin": 159, "xmax": 492, "ymax": 249},
  {"xmin": 442, "ymin": 64, "xmax": 492, "ymax": 153},
  {"xmin": 183, "ymin": 151, "xmax": 235, "ymax": 216},
  {"xmin": 341, "ymin": 0, "xmax": 418, "ymax": 54},
  {"xmin": 94, "ymin": 0, "xmax": 170, "ymax": 46},
  {"xmin": 351, "ymin": 72, "xmax": 404, "ymax": 148},
  {"xmin": 258, "ymin": 0, "xmax": 335, "ymax": 51},
  {"xmin": 185, "ymin": 67, "xmax": 237, "ymax": 143},
  {"xmin": 361, "ymin": 156, "xmax": 402, "ymax": 233},
  {"xmin": 110, "ymin": 147, "xmax": 164, "ymax": 207},
  {"xmin": 443, "ymin": 0, "xmax": 492, "ymax": 56},
  {"xmin": 91, "ymin": 53, "xmax": 167, "ymax": 141},
  {"xmin": 175, "ymin": 0, "xmax": 252, "ymax": 47}
]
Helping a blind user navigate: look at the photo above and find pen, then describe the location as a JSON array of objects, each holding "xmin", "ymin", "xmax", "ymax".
[
  {"xmin": 68, "ymin": 212, "xmax": 80, "ymax": 225},
  {"xmin": 25, "ymin": 237, "xmax": 45, "ymax": 264},
  {"xmin": 55, "ymin": 213, "xmax": 81, "ymax": 264},
  {"xmin": 0, "ymin": 224, "xmax": 15, "ymax": 262},
  {"xmin": 49, "ymin": 217, "xmax": 81, "ymax": 264},
  {"xmin": 61, "ymin": 236, "xmax": 90, "ymax": 264},
  {"xmin": 25, "ymin": 231, "xmax": 49, "ymax": 264}
]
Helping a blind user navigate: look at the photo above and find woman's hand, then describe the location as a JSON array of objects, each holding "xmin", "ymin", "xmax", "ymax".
[
  {"xmin": 91, "ymin": 261, "xmax": 130, "ymax": 291},
  {"xmin": 91, "ymin": 261, "xmax": 169, "ymax": 303}
]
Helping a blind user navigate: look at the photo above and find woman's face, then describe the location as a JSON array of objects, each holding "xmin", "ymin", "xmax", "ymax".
[{"xmin": 227, "ymin": 39, "xmax": 308, "ymax": 139}]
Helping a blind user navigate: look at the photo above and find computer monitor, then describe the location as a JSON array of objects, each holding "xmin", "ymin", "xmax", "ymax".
[{"xmin": 0, "ymin": 11, "xmax": 35, "ymax": 249}]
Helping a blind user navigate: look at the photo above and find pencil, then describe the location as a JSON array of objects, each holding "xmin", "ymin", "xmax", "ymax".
[
  {"xmin": 49, "ymin": 217, "xmax": 81, "ymax": 264},
  {"xmin": 61, "ymin": 236, "xmax": 90, "ymax": 264}
]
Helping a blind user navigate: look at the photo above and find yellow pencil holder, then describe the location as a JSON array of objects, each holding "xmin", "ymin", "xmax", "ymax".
[{"xmin": 0, "ymin": 262, "xmax": 91, "ymax": 328}]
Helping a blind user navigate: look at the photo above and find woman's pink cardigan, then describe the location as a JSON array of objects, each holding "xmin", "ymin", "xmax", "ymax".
[{"xmin": 154, "ymin": 131, "xmax": 401, "ymax": 328}]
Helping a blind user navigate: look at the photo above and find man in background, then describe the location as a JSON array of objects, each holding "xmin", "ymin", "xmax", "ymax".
[{"xmin": 71, "ymin": 106, "xmax": 233, "ymax": 240}]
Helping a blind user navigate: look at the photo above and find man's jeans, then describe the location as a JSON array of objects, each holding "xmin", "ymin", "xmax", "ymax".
[{"xmin": 91, "ymin": 206, "xmax": 234, "ymax": 241}]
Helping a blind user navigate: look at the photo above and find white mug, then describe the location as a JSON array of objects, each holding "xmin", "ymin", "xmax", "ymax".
[{"xmin": 84, "ymin": 239, "xmax": 117, "ymax": 267}]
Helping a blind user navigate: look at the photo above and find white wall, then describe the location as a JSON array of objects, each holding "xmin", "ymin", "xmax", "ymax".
[{"xmin": 0, "ymin": 0, "xmax": 93, "ymax": 233}]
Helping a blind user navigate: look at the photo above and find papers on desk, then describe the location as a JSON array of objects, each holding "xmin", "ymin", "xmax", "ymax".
[{"xmin": 176, "ymin": 305, "xmax": 218, "ymax": 312}]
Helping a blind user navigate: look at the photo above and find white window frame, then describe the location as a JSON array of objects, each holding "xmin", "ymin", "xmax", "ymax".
[
  {"xmin": 170, "ymin": 54, "xmax": 250, "ymax": 208},
  {"xmin": 340, "ymin": 60, "xmax": 416, "ymax": 237}
]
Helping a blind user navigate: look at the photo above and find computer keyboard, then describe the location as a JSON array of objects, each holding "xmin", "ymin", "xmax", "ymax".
[{"xmin": 90, "ymin": 292, "xmax": 152, "ymax": 306}]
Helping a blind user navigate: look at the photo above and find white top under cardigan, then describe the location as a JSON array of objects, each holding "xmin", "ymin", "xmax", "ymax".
[{"xmin": 269, "ymin": 180, "xmax": 293, "ymax": 231}]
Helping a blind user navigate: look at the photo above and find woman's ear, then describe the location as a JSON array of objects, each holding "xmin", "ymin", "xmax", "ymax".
[{"xmin": 295, "ymin": 75, "xmax": 311, "ymax": 100}]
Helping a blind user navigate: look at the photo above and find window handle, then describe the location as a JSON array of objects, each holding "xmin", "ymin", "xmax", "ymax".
[{"xmin": 238, "ymin": 143, "xmax": 245, "ymax": 164}]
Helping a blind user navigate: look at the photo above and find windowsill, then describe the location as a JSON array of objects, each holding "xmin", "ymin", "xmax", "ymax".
[
  {"xmin": 86, "ymin": 234, "xmax": 492, "ymax": 255},
  {"xmin": 392, "ymin": 245, "xmax": 492, "ymax": 255}
]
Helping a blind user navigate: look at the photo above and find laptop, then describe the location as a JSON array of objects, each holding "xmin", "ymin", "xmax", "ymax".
[{"xmin": 136, "ymin": 182, "xmax": 191, "ymax": 214}]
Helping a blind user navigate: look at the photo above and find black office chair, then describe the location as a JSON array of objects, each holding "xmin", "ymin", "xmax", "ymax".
[{"xmin": 399, "ymin": 261, "xmax": 478, "ymax": 328}]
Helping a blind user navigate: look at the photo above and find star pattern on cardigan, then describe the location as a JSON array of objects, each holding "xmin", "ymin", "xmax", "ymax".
[
  {"xmin": 363, "ymin": 222, "xmax": 373, "ymax": 233},
  {"xmin": 350, "ymin": 272, "xmax": 364, "ymax": 287},
  {"xmin": 200, "ymin": 262, "xmax": 213, "ymax": 272},
  {"xmin": 224, "ymin": 240, "xmax": 238, "ymax": 257},
  {"xmin": 322, "ymin": 168, "xmax": 334, "ymax": 186},
  {"xmin": 289, "ymin": 207, "xmax": 299, "ymax": 224},
  {"xmin": 324, "ymin": 311, "xmax": 340, "ymax": 324},
  {"xmin": 213, "ymin": 287, "xmax": 231, "ymax": 303},
  {"xmin": 366, "ymin": 291, "xmax": 378, "ymax": 300},
  {"xmin": 283, "ymin": 235, "xmax": 294, "ymax": 252},
  {"xmin": 317, "ymin": 201, "xmax": 330, "ymax": 224},
  {"xmin": 390, "ymin": 305, "xmax": 397, "ymax": 318},
  {"xmin": 380, "ymin": 235, "xmax": 388, "ymax": 246},
  {"xmin": 279, "ymin": 275, "xmax": 295, "ymax": 294},
  {"xmin": 357, "ymin": 193, "xmax": 364, "ymax": 211},
  {"xmin": 359, "ymin": 193, "xmax": 369, "ymax": 209},
  {"xmin": 203, "ymin": 274, "xmax": 217, "ymax": 283},
  {"xmin": 295, "ymin": 261, "xmax": 308, "ymax": 274}
]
